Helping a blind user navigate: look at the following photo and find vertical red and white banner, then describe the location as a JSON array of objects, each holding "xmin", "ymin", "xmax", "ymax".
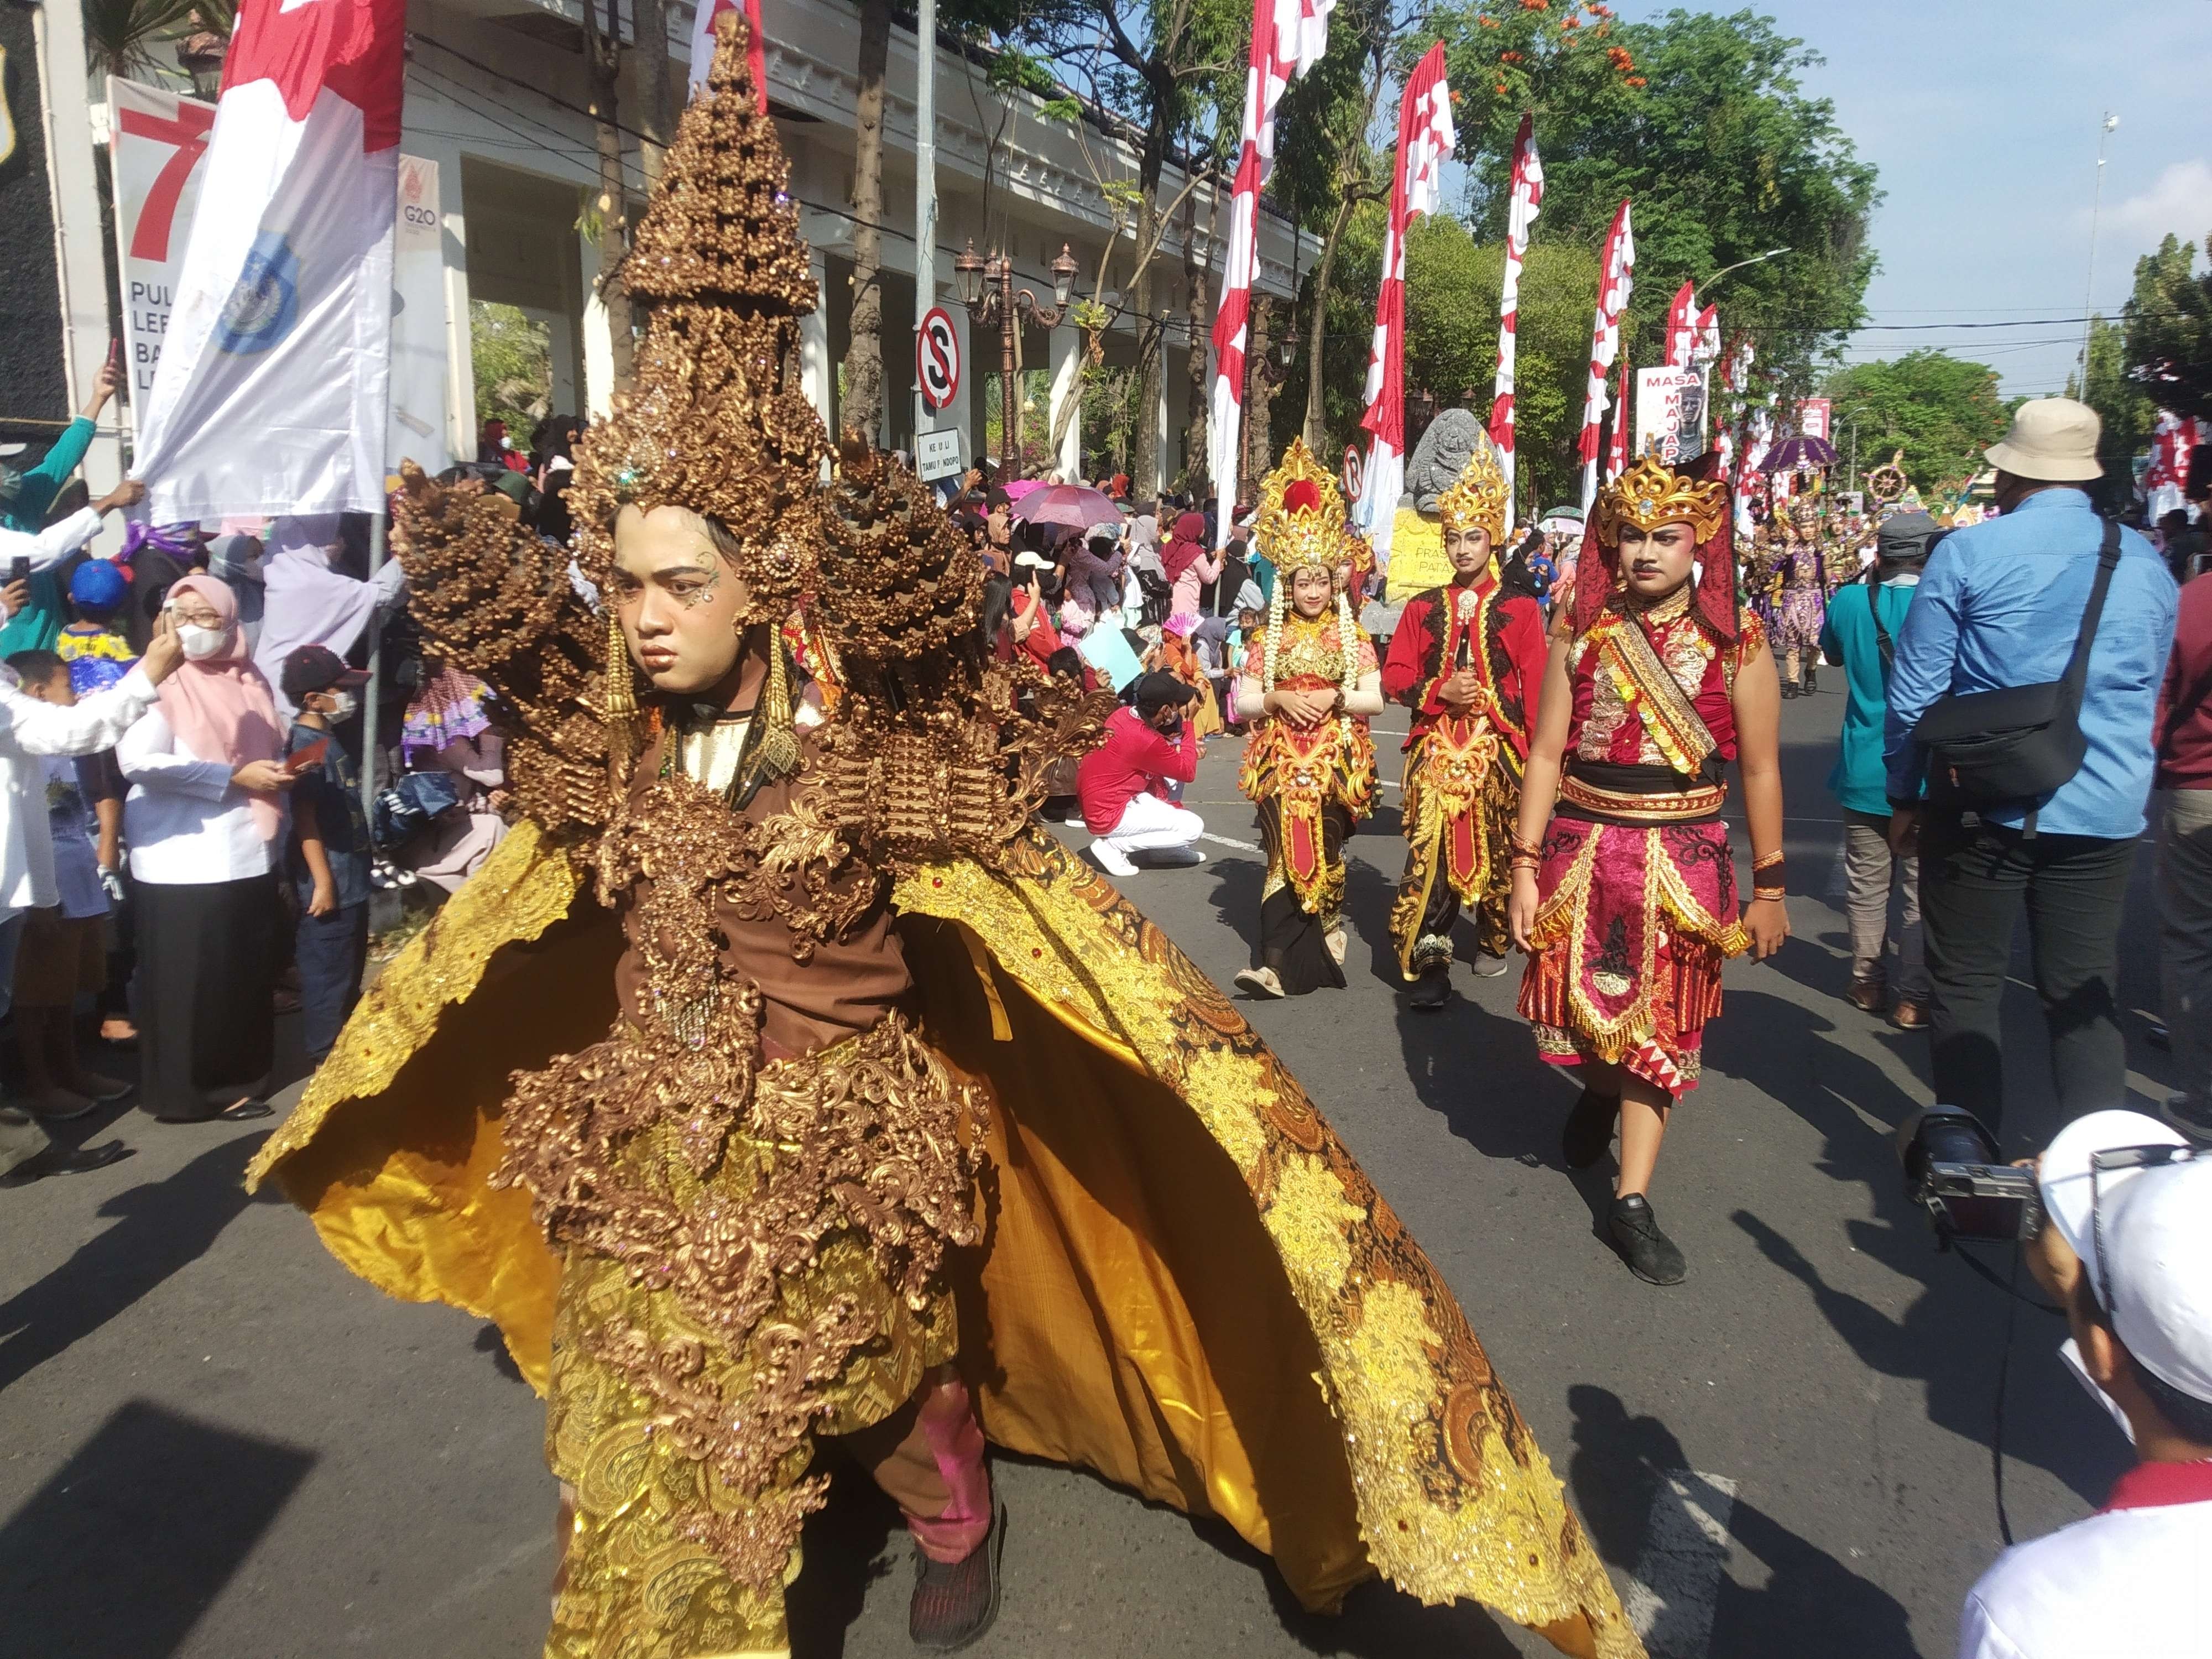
[
  {"xmin": 1663, "ymin": 281, "xmax": 1696, "ymax": 369},
  {"xmin": 1576, "ymin": 197, "xmax": 1635, "ymax": 512},
  {"xmin": 689, "ymin": 0, "xmax": 768, "ymax": 106},
  {"xmin": 1604, "ymin": 355, "xmax": 1631, "ymax": 482},
  {"xmin": 2146, "ymin": 410, "xmax": 2203, "ymax": 521},
  {"xmin": 1355, "ymin": 42, "xmax": 1453, "ymax": 566},
  {"xmin": 131, "ymin": 0, "xmax": 407, "ymax": 520},
  {"xmin": 107, "ymin": 79, "xmax": 217, "ymax": 421},
  {"xmin": 1207, "ymin": 0, "xmax": 1333, "ymax": 538},
  {"xmin": 1487, "ymin": 111, "xmax": 1542, "ymax": 535}
]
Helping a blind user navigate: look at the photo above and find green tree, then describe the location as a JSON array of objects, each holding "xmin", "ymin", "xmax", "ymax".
[
  {"xmin": 2068, "ymin": 316, "xmax": 2153, "ymax": 510},
  {"xmin": 2123, "ymin": 232, "xmax": 2212, "ymax": 424},
  {"xmin": 1433, "ymin": 2, "xmax": 1880, "ymax": 397},
  {"xmin": 1820, "ymin": 350, "xmax": 2008, "ymax": 499},
  {"xmin": 470, "ymin": 302, "xmax": 552, "ymax": 437}
]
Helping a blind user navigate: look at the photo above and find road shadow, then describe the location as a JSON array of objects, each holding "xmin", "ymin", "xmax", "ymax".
[
  {"xmin": 1567, "ymin": 1384, "xmax": 1917, "ymax": 1659},
  {"xmin": 0, "ymin": 1132, "xmax": 264, "ymax": 1392},
  {"xmin": 0, "ymin": 1399, "xmax": 314, "ymax": 1658}
]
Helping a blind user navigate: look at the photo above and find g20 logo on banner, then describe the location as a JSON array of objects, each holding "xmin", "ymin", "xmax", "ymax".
[
  {"xmin": 916, "ymin": 306, "xmax": 960, "ymax": 413},
  {"xmin": 215, "ymin": 232, "xmax": 301, "ymax": 355}
]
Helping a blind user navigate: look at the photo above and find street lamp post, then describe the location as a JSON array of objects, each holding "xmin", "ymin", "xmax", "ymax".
[
  {"xmin": 2080, "ymin": 113, "xmax": 2120, "ymax": 378},
  {"xmin": 1698, "ymin": 247, "xmax": 1792, "ymax": 293},
  {"xmin": 955, "ymin": 239, "xmax": 1079, "ymax": 479}
]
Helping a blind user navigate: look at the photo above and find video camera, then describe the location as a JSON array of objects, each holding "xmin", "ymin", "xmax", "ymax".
[{"xmin": 1896, "ymin": 1106, "xmax": 2044, "ymax": 1243}]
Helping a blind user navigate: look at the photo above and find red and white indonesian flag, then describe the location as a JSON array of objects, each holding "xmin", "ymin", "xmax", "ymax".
[
  {"xmin": 1604, "ymin": 354, "xmax": 1631, "ymax": 482},
  {"xmin": 1207, "ymin": 0, "xmax": 1332, "ymax": 536},
  {"xmin": 1355, "ymin": 43, "xmax": 1453, "ymax": 565},
  {"xmin": 1576, "ymin": 197, "xmax": 1634, "ymax": 513},
  {"xmin": 1663, "ymin": 281, "xmax": 1696, "ymax": 369},
  {"xmin": 1487, "ymin": 112, "xmax": 1542, "ymax": 534},
  {"xmin": 131, "ymin": 0, "xmax": 406, "ymax": 521},
  {"xmin": 688, "ymin": 0, "xmax": 768, "ymax": 106}
]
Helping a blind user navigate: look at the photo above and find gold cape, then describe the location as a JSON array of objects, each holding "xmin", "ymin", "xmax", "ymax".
[{"xmin": 247, "ymin": 821, "xmax": 1640, "ymax": 1658}]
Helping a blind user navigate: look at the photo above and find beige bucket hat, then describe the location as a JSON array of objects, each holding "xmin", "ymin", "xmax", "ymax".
[{"xmin": 1985, "ymin": 397, "xmax": 2103, "ymax": 481}]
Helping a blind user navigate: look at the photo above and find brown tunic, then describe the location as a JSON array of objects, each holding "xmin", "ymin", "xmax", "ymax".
[{"xmin": 611, "ymin": 726, "xmax": 911, "ymax": 1060}]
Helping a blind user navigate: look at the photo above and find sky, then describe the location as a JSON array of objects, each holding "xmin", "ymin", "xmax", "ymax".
[{"xmin": 1458, "ymin": 0, "xmax": 2212, "ymax": 400}]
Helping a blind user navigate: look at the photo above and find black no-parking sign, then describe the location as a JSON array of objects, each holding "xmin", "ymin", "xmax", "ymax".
[{"xmin": 916, "ymin": 306, "xmax": 961, "ymax": 413}]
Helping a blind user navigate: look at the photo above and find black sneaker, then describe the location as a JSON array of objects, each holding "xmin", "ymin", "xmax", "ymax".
[
  {"xmin": 1561, "ymin": 1088, "xmax": 1619, "ymax": 1168},
  {"xmin": 2163, "ymin": 1093, "xmax": 2212, "ymax": 1147},
  {"xmin": 1407, "ymin": 969, "xmax": 1450, "ymax": 1011},
  {"xmin": 910, "ymin": 1499, "xmax": 1005, "ymax": 1652},
  {"xmin": 1609, "ymin": 1194, "xmax": 1686, "ymax": 1285}
]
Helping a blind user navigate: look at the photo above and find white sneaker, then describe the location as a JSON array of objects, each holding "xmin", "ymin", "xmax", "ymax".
[
  {"xmin": 1471, "ymin": 954, "xmax": 1510, "ymax": 977},
  {"xmin": 1234, "ymin": 966, "xmax": 1286, "ymax": 999},
  {"xmin": 1089, "ymin": 840, "xmax": 1138, "ymax": 877}
]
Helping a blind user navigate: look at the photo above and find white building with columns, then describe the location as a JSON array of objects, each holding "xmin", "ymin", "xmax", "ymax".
[{"xmin": 400, "ymin": 0, "xmax": 1313, "ymax": 489}]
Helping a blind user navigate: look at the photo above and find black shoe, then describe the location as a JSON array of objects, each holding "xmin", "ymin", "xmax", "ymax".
[
  {"xmin": 1778, "ymin": 681, "xmax": 1799, "ymax": 700},
  {"xmin": 1561, "ymin": 1088, "xmax": 1619, "ymax": 1168},
  {"xmin": 1407, "ymin": 969, "xmax": 1450, "ymax": 1011},
  {"xmin": 14, "ymin": 1139, "xmax": 132, "ymax": 1180},
  {"xmin": 2164, "ymin": 1093, "xmax": 2212, "ymax": 1147},
  {"xmin": 1802, "ymin": 669, "xmax": 1818, "ymax": 695},
  {"xmin": 910, "ymin": 1500, "xmax": 1005, "ymax": 1652},
  {"xmin": 1608, "ymin": 1194, "xmax": 1686, "ymax": 1285}
]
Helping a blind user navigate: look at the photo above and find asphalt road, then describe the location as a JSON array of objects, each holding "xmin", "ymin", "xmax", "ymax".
[{"xmin": 0, "ymin": 682, "xmax": 2182, "ymax": 1659}]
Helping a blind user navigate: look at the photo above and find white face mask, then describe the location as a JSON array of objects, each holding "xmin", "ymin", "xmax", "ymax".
[
  {"xmin": 177, "ymin": 623, "xmax": 230, "ymax": 660},
  {"xmin": 317, "ymin": 690, "xmax": 357, "ymax": 723}
]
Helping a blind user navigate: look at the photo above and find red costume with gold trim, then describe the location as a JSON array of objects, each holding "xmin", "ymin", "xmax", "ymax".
[
  {"xmin": 1518, "ymin": 457, "xmax": 1768, "ymax": 1098},
  {"xmin": 1380, "ymin": 444, "xmax": 1546, "ymax": 978}
]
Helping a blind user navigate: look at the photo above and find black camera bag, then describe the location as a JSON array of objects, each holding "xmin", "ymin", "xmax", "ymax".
[{"xmin": 1911, "ymin": 517, "xmax": 2120, "ymax": 809}]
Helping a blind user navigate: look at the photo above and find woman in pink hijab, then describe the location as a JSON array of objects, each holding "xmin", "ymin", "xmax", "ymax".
[
  {"xmin": 116, "ymin": 573, "xmax": 294, "ymax": 1122},
  {"xmin": 1161, "ymin": 510, "xmax": 1220, "ymax": 625}
]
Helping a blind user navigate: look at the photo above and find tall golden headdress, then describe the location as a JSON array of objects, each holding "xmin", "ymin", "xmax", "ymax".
[
  {"xmin": 1437, "ymin": 440, "xmax": 1509, "ymax": 545},
  {"xmin": 565, "ymin": 13, "xmax": 827, "ymax": 617},
  {"xmin": 1256, "ymin": 438, "xmax": 1347, "ymax": 578},
  {"xmin": 1593, "ymin": 453, "xmax": 1729, "ymax": 547}
]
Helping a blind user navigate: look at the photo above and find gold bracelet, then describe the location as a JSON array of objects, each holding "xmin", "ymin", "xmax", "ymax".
[
  {"xmin": 1753, "ymin": 886, "xmax": 1785, "ymax": 902},
  {"xmin": 1752, "ymin": 850, "xmax": 1785, "ymax": 872},
  {"xmin": 1509, "ymin": 831, "xmax": 1543, "ymax": 860}
]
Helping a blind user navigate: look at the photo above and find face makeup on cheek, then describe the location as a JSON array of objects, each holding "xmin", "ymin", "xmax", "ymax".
[{"xmin": 612, "ymin": 504, "xmax": 752, "ymax": 696}]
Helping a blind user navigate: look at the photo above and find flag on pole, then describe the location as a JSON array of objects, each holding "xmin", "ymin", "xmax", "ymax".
[
  {"xmin": 690, "ymin": 0, "xmax": 768, "ymax": 107},
  {"xmin": 1488, "ymin": 111, "xmax": 1542, "ymax": 535},
  {"xmin": 1663, "ymin": 281, "xmax": 1696, "ymax": 369},
  {"xmin": 1604, "ymin": 354, "xmax": 1631, "ymax": 481},
  {"xmin": 1355, "ymin": 42, "xmax": 1454, "ymax": 566},
  {"xmin": 1693, "ymin": 302, "xmax": 1720, "ymax": 367},
  {"xmin": 1207, "ymin": 0, "xmax": 1333, "ymax": 540},
  {"xmin": 131, "ymin": 0, "xmax": 406, "ymax": 520},
  {"xmin": 1576, "ymin": 199, "xmax": 1635, "ymax": 513}
]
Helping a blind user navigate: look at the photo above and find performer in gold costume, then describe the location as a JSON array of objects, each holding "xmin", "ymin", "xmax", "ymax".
[
  {"xmin": 248, "ymin": 23, "xmax": 1642, "ymax": 1659},
  {"xmin": 1230, "ymin": 443, "xmax": 1383, "ymax": 999},
  {"xmin": 1381, "ymin": 441, "xmax": 1548, "ymax": 1009}
]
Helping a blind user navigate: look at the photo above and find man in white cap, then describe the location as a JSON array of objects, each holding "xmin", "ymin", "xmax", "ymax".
[
  {"xmin": 1884, "ymin": 399, "xmax": 2178, "ymax": 1143},
  {"xmin": 1958, "ymin": 1108, "xmax": 2212, "ymax": 1657}
]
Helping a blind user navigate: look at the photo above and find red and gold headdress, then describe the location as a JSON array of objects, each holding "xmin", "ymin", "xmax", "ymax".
[
  {"xmin": 1437, "ymin": 441, "xmax": 1509, "ymax": 546},
  {"xmin": 1257, "ymin": 439, "xmax": 1347, "ymax": 580},
  {"xmin": 1570, "ymin": 453, "xmax": 1739, "ymax": 641}
]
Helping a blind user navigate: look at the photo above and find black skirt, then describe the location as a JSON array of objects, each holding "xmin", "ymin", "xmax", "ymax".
[
  {"xmin": 1254, "ymin": 798, "xmax": 1350, "ymax": 996},
  {"xmin": 136, "ymin": 874, "xmax": 280, "ymax": 1119}
]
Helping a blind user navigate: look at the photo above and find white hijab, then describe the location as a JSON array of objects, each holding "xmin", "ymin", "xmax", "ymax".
[{"xmin": 253, "ymin": 514, "xmax": 379, "ymax": 717}]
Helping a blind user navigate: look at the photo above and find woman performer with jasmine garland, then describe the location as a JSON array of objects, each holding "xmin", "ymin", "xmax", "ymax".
[
  {"xmin": 1509, "ymin": 455, "xmax": 1790, "ymax": 1286},
  {"xmin": 245, "ymin": 23, "xmax": 1646, "ymax": 1659},
  {"xmin": 1232, "ymin": 441, "xmax": 1384, "ymax": 999},
  {"xmin": 1382, "ymin": 440, "xmax": 1547, "ymax": 1009}
]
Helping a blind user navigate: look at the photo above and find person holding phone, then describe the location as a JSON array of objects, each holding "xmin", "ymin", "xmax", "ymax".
[
  {"xmin": 0, "ymin": 358, "xmax": 143, "ymax": 656},
  {"xmin": 117, "ymin": 575, "xmax": 293, "ymax": 1123}
]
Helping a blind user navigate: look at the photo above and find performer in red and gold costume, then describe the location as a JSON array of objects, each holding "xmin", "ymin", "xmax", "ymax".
[
  {"xmin": 246, "ymin": 24, "xmax": 1643, "ymax": 1659},
  {"xmin": 1509, "ymin": 455, "xmax": 1790, "ymax": 1286},
  {"xmin": 1232, "ymin": 441, "xmax": 1383, "ymax": 999},
  {"xmin": 1381, "ymin": 441, "xmax": 1547, "ymax": 1009}
]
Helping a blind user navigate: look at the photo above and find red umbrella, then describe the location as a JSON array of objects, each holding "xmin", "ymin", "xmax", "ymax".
[{"xmin": 1009, "ymin": 484, "xmax": 1123, "ymax": 531}]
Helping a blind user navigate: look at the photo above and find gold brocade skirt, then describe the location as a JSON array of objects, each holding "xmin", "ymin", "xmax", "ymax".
[{"xmin": 542, "ymin": 1035, "xmax": 968, "ymax": 1659}]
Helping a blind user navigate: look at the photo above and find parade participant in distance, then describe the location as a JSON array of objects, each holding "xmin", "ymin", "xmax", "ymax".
[
  {"xmin": 1773, "ymin": 494, "xmax": 1830, "ymax": 697},
  {"xmin": 1382, "ymin": 440, "xmax": 1547, "ymax": 1009},
  {"xmin": 247, "ymin": 29, "xmax": 1640, "ymax": 1657},
  {"xmin": 1233, "ymin": 440, "xmax": 1384, "ymax": 999},
  {"xmin": 1509, "ymin": 455, "xmax": 1790, "ymax": 1285}
]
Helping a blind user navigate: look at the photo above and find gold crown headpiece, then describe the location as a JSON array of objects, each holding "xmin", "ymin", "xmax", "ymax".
[
  {"xmin": 1594, "ymin": 454, "xmax": 1728, "ymax": 547},
  {"xmin": 1437, "ymin": 440, "xmax": 1509, "ymax": 545},
  {"xmin": 564, "ymin": 12, "xmax": 827, "ymax": 615},
  {"xmin": 1257, "ymin": 438, "xmax": 1347, "ymax": 577}
]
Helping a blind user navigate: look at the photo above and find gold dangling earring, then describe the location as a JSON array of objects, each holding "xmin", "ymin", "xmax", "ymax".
[
  {"xmin": 756, "ymin": 622, "xmax": 801, "ymax": 779},
  {"xmin": 604, "ymin": 603, "xmax": 639, "ymax": 787}
]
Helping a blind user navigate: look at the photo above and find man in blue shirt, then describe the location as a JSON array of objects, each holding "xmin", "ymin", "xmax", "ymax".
[
  {"xmin": 1884, "ymin": 400, "xmax": 2178, "ymax": 1138},
  {"xmin": 1823, "ymin": 511, "xmax": 1939, "ymax": 1029}
]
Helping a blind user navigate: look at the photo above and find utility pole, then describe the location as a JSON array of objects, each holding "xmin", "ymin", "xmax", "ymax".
[
  {"xmin": 2079, "ymin": 113, "xmax": 2119, "ymax": 378},
  {"xmin": 914, "ymin": 0, "xmax": 937, "ymax": 455}
]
